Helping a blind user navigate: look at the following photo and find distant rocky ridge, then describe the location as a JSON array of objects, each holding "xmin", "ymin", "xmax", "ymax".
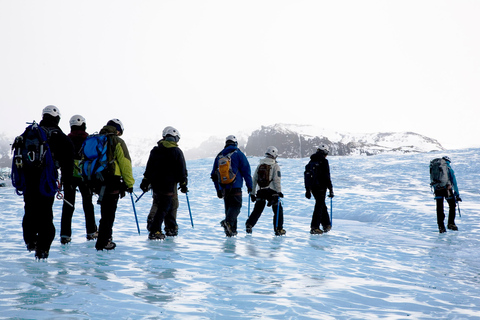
[{"xmin": 184, "ymin": 124, "xmax": 444, "ymax": 160}]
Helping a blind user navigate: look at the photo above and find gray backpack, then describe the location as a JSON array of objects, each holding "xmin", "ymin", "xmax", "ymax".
[{"xmin": 430, "ymin": 158, "xmax": 450, "ymax": 191}]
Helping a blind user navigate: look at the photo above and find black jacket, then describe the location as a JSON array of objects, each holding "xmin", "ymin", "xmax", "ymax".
[
  {"xmin": 143, "ymin": 140, "xmax": 188, "ymax": 195},
  {"xmin": 304, "ymin": 151, "xmax": 333, "ymax": 191}
]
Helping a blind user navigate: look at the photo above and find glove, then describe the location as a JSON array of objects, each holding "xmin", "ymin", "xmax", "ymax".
[
  {"xmin": 305, "ymin": 190, "xmax": 311, "ymax": 199},
  {"xmin": 179, "ymin": 183, "xmax": 188, "ymax": 194},
  {"xmin": 140, "ymin": 178, "xmax": 150, "ymax": 193},
  {"xmin": 328, "ymin": 190, "xmax": 334, "ymax": 198},
  {"xmin": 456, "ymin": 195, "xmax": 462, "ymax": 202},
  {"xmin": 250, "ymin": 194, "xmax": 256, "ymax": 202},
  {"xmin": 217, "ymin": 190, "xmax": 224, "ymax": 199},
  {"xmin": 127, "ymin": 187, "xmax": 134, "ymax": 194},
  {"xmin": 277, "ymin": 192, "xmax": 284, "ymax": 198}
]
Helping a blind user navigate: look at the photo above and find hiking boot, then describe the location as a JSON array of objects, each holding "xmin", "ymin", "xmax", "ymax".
[
  {"xmin": 60, "ymin": 236, "xmax": 71, "ymax": 245},
  {"xmin": 86, "ymin": 231, "xmax": 98, "ymax": 240},
  {"xmin": 323, "ymin": 225, "xmax": 332, "ymax": 233},
  {"xmin": 275, "ymin": 229, "xmax": 286, "ymax": 236},
  {"xmin": 35, "ymin": 250, "xmax": 49, "ymax": 260},
  {"xmin": 310, "ymin": 228, "xmax": 324, "ymax": 235},
  {"xmin": 447, "ymin": 224, "xmax": 458, "ymax": 231},
  {"xmin": 165, "ymin": 229, "xmax": 178, "ymax": 237},
  {"xmin": 96, "ymin": 239, "xmax": 116, "ymax": 250},
  {"xmin": 148, "ymin": 231, "xmax": 166, "ymax": 240},
  {"xmin": 221, "ymin": 220, "xmax": 234, "ymax": 237},
  {"xmin": 246, "ymin": 224, "xmax": 253, "ymax": 234},
  {"xmin": 26, "ymin": 242, "xmax": 37, "ymax": 252},
  {"xmin": 439, "ymin": 227, "xmax": 447, "ymax": 233}
]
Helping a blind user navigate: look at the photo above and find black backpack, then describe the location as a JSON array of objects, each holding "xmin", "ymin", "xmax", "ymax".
[
  {"xmin": 304, "ymin": 160, "xmax": 321, "ymax": 189},
  {"xmin": 257, "ymin": 163, "xmax": 272, "ymax": 188},
  {"xmin": 430, "ymin": 158, "xmax": 450, "ymax": 191},
  {"xmin": 11, "ymin": 121, "xmax": 58, "ymax": 196}
]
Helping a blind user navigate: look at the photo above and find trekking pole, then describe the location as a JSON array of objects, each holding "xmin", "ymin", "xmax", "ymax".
[
  {"xmin": 130, "ymin": 192, "xmax": 141, "ymax": 235},
  {"xmin": 186, "ymin": 192, "xmax": 194, "ymax": 228},
  {"xmin": 276, "ymin": 197, "xmax": 281, "ymax": 230},
  {"xmin": 457, "ymin": 201, "xmax": 462, "ymax": 218},
  {"xmin": 248, "ymin": 194, "xmax": 251, "ymax": 217},
  {"xmin": 134, "ymin": 191, "xmax": 147, "ymax": 203},
  {"xmin": 330, "ymin": 196, "xmax": 333, "ymax": 227}
]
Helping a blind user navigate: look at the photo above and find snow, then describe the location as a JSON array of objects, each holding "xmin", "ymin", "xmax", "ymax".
[{"xmin": 1, "ymin": 148, "xmax": 480, "ymax": 319}]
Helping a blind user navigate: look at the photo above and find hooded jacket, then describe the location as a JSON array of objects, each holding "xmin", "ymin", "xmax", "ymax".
[
  {"xmin": 143, "ymin": 139, "xmax": 188, "ymax": 195},
  {"xmin": 211, "ymin": 144, "xmax": 253, "ymax": 191},
  {"xmin": 252, "ymin": 156, "xmax": 281, "ymax": 194},
  {"xmin": 304, "ymin": 151, "xmax": 333, "ymax": 191},
  {"xmin": 99, "ymin": 125, "xmax": 135, "ymax": 189}
]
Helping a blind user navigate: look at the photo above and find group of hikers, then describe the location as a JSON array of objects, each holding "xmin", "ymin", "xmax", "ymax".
[{"xmin": 11, "ymin": 106, "xmax": 462, "ymax": 260}]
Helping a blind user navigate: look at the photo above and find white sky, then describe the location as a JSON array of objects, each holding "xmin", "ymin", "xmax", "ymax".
[{"xmin": 1, "ymin": 0, "xmax": 479, "ymax": 150}]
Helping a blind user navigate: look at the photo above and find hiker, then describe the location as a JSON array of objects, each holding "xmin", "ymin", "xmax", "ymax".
[
  {"xmin": 211, "ymin": 135, "xmax": 253, "ymax": 237},
  {"xmin": 13, "ymin": 105, "xmax": 74, "ymax": 259},
  {"xmin": 94, "ymin": 119, "xmax": 135, "ymax": 250},
  {"xmin": 430, "ymin": 156, "xmax": 462, "ymax": 233},
  {"xmin": 140, "ymin": 126, "xmax": 188, "ymax": 240},
  {"xmin": 59, "ymin": 115, "xmax": 98, "ymax": 245},
  {"xmin": 246, "ymin": 146, "xmax": 286, "ymax": 236},
  {"xmin": 304, "ymin": 145, "xmax": 334, "ymax": 234}
]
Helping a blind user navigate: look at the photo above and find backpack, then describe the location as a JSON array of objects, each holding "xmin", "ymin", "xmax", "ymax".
[
  {"xmin": 304, "ymin": 160, "xmax": 321, "ymax": 189},
  {"xmin": 430, "ymin": 158, "xmax": 450, "ymax": 191},
  {"xmin": 257, "ymin": 163, "xmax": 272, "ymax": 188},
  {"xmin": 11, "ymin": 121, "xmax": 59, "ymax": 196},
  {"xmin": 217, "ymin": 150, "xmax": 237, "ymax": 185},
  {"xmin": 80, "ymin": 133, "xmax": 114, "ymax": 192}
]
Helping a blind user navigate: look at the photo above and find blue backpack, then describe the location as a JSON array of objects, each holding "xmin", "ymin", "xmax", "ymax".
[
  {"xmin": 11, "ymin": 121, "xmax": 58, "ymax": 196},
  {"xmin": 80, "ymin": 133, "xmax": 114, "ymax": 191}
]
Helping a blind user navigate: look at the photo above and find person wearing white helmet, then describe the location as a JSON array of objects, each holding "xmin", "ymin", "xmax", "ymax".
[
  {"xmin": 211, "ymin": 135, "xmax": 253, "ymax": 237},
  {"xmin": 245, "ymin": 146, "xmax": 286, "ymax": 236},
  {"xmin": 431, "ymin": 156, "xmax": 462, "ymax": 233},
  {"xmin": 59, "ymin": 115, "xmax": 98, "ymax": 245},
  {"xmin": 304, "ymin": 144, "xmax": 334, "ymax": 234},
  {"xmin": 17, "ymin": 105, "xmax": 74, "ymax": 259},
  {"xmin": 94, "ymin": 119, "xmax": 135, "ymax": 250},
  {"xmin": 140, "ymin": 126, "xmax": 188, "ymax": 240}
]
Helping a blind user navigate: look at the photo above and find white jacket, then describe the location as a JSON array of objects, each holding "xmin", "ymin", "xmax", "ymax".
[{"xmin": 252, "ymin": 157, "xmax": 281, "ymax": 194}]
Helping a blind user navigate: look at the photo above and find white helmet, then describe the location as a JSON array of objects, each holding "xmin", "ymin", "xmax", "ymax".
[
  {"xmin": 69, "ymin": 114, "xmax": 86, "ymax": 127},
  {"xmin": 317, "ymin": 144, "xmax": 329, "ymax": 155},
  {"xmin": 162, "ymin": 126, "xmax": 181, "ymax": 139},
  {"xmin": 265, "ymin": 146, "xmax": 278, "ymax": 159},
  {"xmin": 107, "ymin": 118, "xmax": 124, "ymax": 135},
  {"xmin": 42, "ymin": 105, "xmax": 61, "ymax": 118},
  {"xmin": 443, "ymin": 156, "xmax": 451, "ymax": 162},
  {"xmin": 226, "ymin": 135, "xmax": 237, "ymax": 143}
]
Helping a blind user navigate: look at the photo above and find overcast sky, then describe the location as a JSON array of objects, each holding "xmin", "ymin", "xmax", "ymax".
[{"xmin": 1, "ymin": 1, "xmax": 479, "ymax": 150}]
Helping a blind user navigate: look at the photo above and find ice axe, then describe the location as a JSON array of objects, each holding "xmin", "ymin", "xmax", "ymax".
[{"xmin": 130, "ymin": 192, "xmax": 141, "ymax": 234}]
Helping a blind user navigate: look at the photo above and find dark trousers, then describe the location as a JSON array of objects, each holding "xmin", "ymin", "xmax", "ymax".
[
  {"xmin": 148, "ymin": 192, "xmax": 179, "ymax": 231},
  {"xmin": 223, "ymin": 188, "xmax": 242, "ymax": 233},
  {"xmin": 23, "ymin": 191, "xmax": 56, "ymax": 253},
  {"xmin": 311, "ymin": 189, "xmax": 331, "ymax": 229},
  {"xmin": 96, "ymin": 192, "xmax": 119, "ymax": 249},
  {"xmin": 435, "ymin": 189, "xmax": 456, "ymax": 228},
  {"xmin": 151, "ymin": 193, "xmax": 174, "ymax": 233},
  {"xmin": 246, "ymin": 188, "xmax": 283, "ymax": 230},
  {"xmin": 60, "ymin": 177, "xmax": 97, "ymax": 237}
]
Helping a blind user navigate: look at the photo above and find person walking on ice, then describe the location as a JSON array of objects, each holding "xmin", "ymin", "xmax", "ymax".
[
  {"xmin": 430, "ymin": 156, "xmax": 462, "ymax": 233},
  {"xmin": 245, "ymin": 146, "xmax": 286, "ymax": 236},
  {"xmin": 304, "ymin": 145, "xmax": 334, "ymax": 234}
]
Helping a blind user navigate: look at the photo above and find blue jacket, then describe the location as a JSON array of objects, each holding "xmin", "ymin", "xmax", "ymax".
[
  {"xmin": 446, "ymin": 161, "xmax": 460, "ymax": 197},
  {"xmin": 211, "ymin": 145, "xmax": 253, "ymax": 191}
]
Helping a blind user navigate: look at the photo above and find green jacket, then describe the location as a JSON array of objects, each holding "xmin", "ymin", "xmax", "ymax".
[{"xmin": 99, "ymin": 125, "xmax": 135, "ymax": 189}]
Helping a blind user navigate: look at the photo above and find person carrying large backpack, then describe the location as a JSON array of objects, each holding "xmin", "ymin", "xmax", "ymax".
[
  {"xmin": 245, "ymin": 146, "xmax": 285, "ymax": 236},
  {"xmin": 11, "ymin": 105, "xmax": 74, "ymax": 259},
  {"xmin": 140, "ymin": 126, "xmax": 188, "ymax": 240},
  {"xmin": 59, "ymin": 115, "xmax": 98, "ymax": 245},
  {"xmin": 93, "ymin": 119, "xmax": 135, "ymax": 251},
  {"xmin": 211, "ymin": 135, "xmax": 253, "ymax": 237},
  {"xmin": 304, "ymin": 145, "xmax": 334, "ymax": 234},
  {"xmin": 430, "ymin": 156, "xmax": 462, "ymax": 233}
]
